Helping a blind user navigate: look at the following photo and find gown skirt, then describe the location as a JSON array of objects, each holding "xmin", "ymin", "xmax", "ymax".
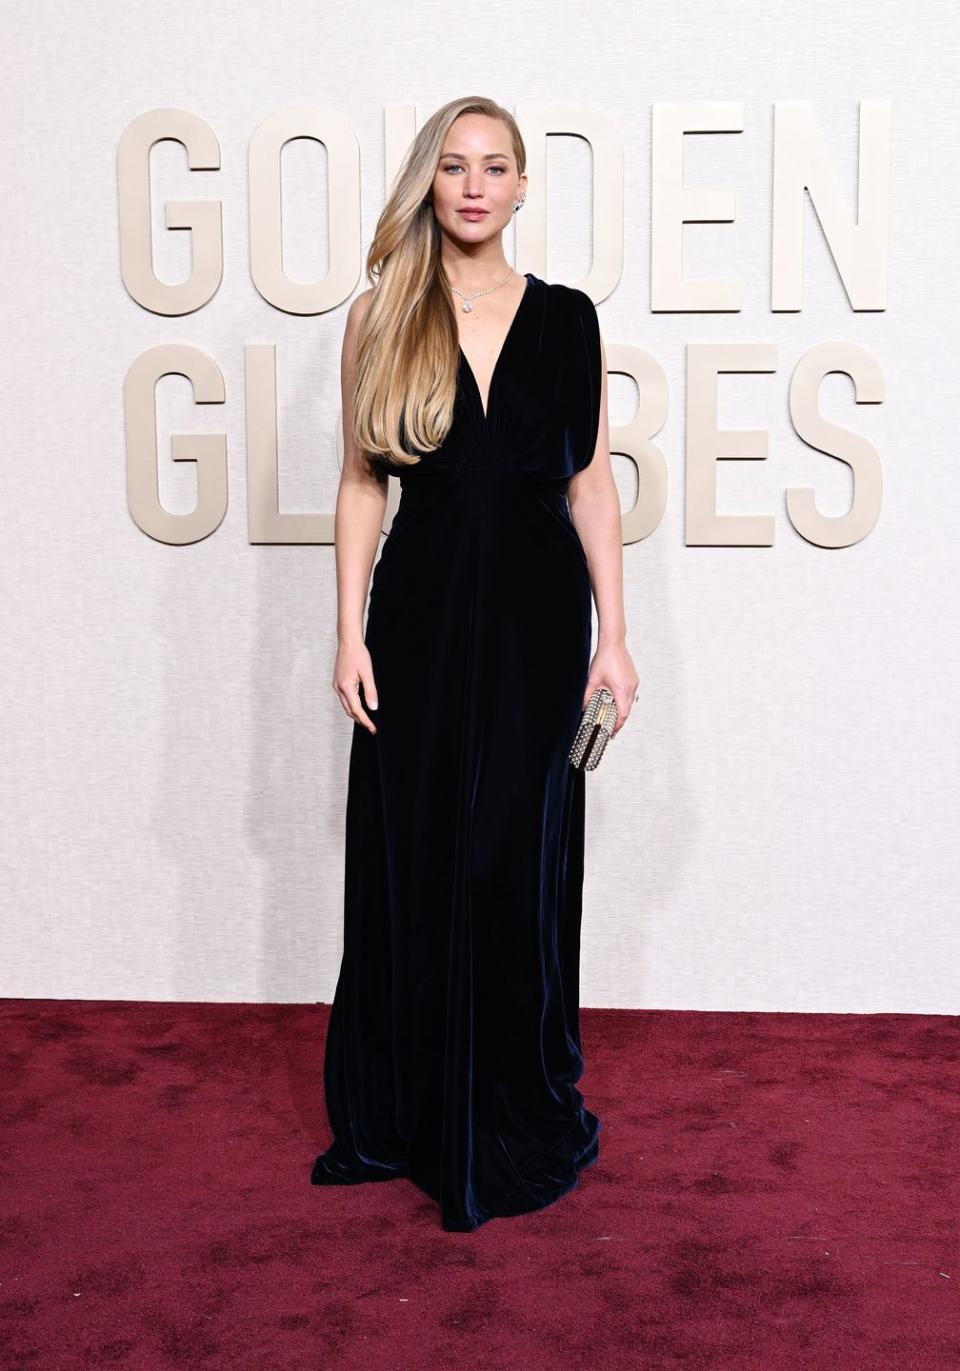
[{"xmin": 311, "ymin": 273, "xmax": 604, "ymax": 1232}]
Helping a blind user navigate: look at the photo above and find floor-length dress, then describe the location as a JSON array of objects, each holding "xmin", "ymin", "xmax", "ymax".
[{"xmin": 311, "ymin": 272, "xmax": 604, "ymax": 1232}]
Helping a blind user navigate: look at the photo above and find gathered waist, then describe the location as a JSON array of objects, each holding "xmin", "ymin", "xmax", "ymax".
[{"xmin": 397, "ymin": 463, "xmax": 572, "ymax": 504}]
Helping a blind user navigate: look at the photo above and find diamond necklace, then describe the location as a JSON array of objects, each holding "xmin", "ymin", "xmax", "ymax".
[{"xmin": 449, "ymin": 268, "xmax": 516, "ymax": 313}]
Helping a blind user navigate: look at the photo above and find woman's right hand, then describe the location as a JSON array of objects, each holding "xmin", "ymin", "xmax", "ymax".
[{"xmin": 333, "ymin": 639, "xmax": 379, "ymax": 734}]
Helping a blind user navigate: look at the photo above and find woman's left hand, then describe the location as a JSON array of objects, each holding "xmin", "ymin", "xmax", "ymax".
[{"xmin": 582, "ymin": 642, "xmax": 640, "ymax": 737}]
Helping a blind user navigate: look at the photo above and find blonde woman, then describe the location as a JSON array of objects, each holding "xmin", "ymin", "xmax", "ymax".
[{"xmin": 311, "ymin": 96, "xmax": 638, "ymax": 1232}]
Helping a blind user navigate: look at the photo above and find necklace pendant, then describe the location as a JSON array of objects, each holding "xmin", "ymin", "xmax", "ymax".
[{"xmin": 463, "ymin": 301, "xmax": 472, "ymax": 312}]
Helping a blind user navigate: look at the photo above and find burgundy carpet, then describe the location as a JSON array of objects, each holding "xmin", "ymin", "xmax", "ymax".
[{"xmin": 2, "ymin": 1000, "xmax": 957, "ymax": 1369}]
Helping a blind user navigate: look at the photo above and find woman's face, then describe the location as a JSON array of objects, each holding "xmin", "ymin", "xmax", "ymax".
[{"xmin": 431, "ymin": 114, "xmax": 526, "ymax": 245}]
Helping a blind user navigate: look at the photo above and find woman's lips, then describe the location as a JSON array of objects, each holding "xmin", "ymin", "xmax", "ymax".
[{"xmin": 458, "ymin": 209, "xmax": 488, "ymax": 220}]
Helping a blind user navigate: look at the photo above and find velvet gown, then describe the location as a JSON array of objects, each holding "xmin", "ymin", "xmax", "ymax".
[{"xmin": 311, "ymin": 272, "xmax": 603, "ymax": 1232}]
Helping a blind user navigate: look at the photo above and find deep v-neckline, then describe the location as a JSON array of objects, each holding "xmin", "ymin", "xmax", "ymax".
[{"xmin": 458, "ymin": 273, "xmax": 532, "ymax": 423}]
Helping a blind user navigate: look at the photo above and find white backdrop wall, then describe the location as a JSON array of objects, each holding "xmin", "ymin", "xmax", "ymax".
[{"xmin": 2, "ymin": 0, "xmax": 958, "ymax": 1010}]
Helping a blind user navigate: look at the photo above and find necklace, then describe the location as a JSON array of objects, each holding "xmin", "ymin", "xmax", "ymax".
[{"xmin": 449, "ymin": 268, "xmax": 516, "ymax": 313}]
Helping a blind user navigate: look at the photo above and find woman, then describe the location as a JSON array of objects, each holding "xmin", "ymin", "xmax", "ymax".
[{"xmin": 311, "ymin": 95, "xmax": 639, "ymax": 1232}]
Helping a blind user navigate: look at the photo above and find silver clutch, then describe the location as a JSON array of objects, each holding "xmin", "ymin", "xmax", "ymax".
[{"xmin": 569, "ymin": 686, "xmax": 618, "ymax": 770}]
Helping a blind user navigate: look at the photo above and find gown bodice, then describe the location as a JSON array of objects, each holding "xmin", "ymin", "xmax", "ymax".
[{"xmin": 376, "ymin": 272, "xmax": 602, "ymax": 495}]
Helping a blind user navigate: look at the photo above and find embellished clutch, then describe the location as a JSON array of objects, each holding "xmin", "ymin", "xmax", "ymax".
[{"xmin": 569, "ymin": 687, "xmax": 618, "ymax": 771}]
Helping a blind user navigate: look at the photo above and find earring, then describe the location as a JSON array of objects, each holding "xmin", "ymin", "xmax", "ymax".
[{"xmin": 513, "ymin": 195, "xmax": 526, "ymax": 214}]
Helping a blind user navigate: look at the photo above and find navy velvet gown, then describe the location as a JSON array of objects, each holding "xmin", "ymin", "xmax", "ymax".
[{"xmin": 311, "ymin": 272, "xmax": 603, "ymax": 1232}]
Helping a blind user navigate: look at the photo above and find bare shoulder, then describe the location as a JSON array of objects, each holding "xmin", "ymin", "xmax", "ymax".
[
  {"xmin": 341, "ymin": 287, "xmax": 376, "ymax": 371},
  {"xmin": 346, "ymin": 286, "xmax": 375, "ymax": 332},
  {"xmin": 351, "ymin": 284, "xmax": 376, "ymax": 311}
]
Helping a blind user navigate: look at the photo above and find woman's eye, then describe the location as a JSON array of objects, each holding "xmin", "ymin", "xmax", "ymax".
[{"xmin": 442, "ymin": 164, "xmax": 506, "ymax": 174}]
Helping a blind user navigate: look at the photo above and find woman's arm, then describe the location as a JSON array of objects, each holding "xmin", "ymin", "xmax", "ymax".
[
  {"xmin": 332, "ymin": 289, "xmax": 387, "ymax": 735},
  {"xmin": 567, "ymin": 335, "xmax": 640, "ymax": 735}
]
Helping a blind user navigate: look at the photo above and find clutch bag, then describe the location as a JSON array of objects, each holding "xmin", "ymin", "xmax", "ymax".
[{"xmin": 569, "ymin": 686, "xmax": 618, "ymax": 771}]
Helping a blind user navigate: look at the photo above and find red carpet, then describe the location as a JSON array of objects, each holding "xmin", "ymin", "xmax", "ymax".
[{"xmin": 2, "ymin": 1000, "xmax": 957, "ymax": 1369}]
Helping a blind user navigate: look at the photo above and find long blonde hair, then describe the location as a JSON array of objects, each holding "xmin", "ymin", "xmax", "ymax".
[{"xmin": 353, "ymin": 97, "xmax": 526, "ymax": 471}]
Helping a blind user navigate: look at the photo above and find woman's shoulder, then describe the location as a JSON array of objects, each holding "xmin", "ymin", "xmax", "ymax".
[
  {"xmin": 540, "ymin": 276, "xmax": 599, "ymax": 326},
  {"xmin": 348, "ymin": 285, "xmax": 376, "ymax": 325},
  {"xmin": 341, "ymin": 287, "xmax": 376, "ymax": 356}
]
